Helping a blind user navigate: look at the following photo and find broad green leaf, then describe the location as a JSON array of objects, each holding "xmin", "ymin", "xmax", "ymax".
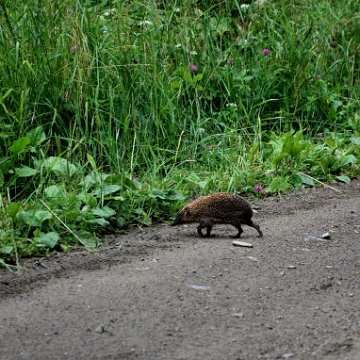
[
  {"xmin": 15, "ymin": 166, "xmax": 37, "ymax": 177},
  {"xmin": 45, "ymin": 185, "xmax": 66, "ymax": 199},
  {"xmin": 77, "ymin": 231, "xmax": 98, "ymax": 248},
  {"xmin": 9, "ymin": 137, "xmax": 30, "ymax": 155},
  {"xmin": 193, "ymin": 73, "xmax": 203, "ymax": 82},
  {"xmin": 43, "ymin": 157, "xmax": 77, "ymax": 177},
  {"xmin": 350, "ymin": 137, "xmax": 360, "ymax": 145},
  {"xmin": 198, "ymin": 181, "xmax": 208, "ymax": 189},
  {"xmin": 295, "ymin": 172, "xmax": 315, "ymax": 186},
  {"xmin": 27, "ymin": 126, "xmax": 46, "ymax": 146},
  {"xmin": 5, "ymin": 202, "xmax": 23, "ymax": 219},
  {"xmin": 80, "ymin": 171, "xmax": 109, "ymax": 188},
  {"xmin": 91, "ymin": 206, "xmax": 116, "ymax": 218},
  {"xmin": 64, "ymin": 211, "xmax": 79, "ymax": 222},
  {"xmin": 331, "ymin": 100, "xmax": 342, "ymax": 109},
  {"xmin": 35, "ymin": 210, "xmax": 53, "ymax": 223},
  {"xmin": 171, "ymin": 80, "xmax": 180, "ymax": 89},
  {"xmin": 0, "ymin": 246, "xmax": 13, "ymax": 255},
  {"xmin": 78, "ymin": 192, "xmax": 97, "ymax": 207},
  {"xmin": 86, "ymin": 218, "xmax": 110, "ymax": 227},
  {"xmin": 336, "ymin": 175, "xmax": 351, "ymax": 183},
  {"xmin": 18, "ymin": 209, "xmax": 52, "ymax": 226},
  {"xmin": 150, "ymin": 189, "xmax": 185, "ymax": 201},
  {"xmin": 289, "ymin": 173, "xmax": 303, "ymax": 189},
  {"xmin": 243, "ymin": 76, "xmax": 254, "ymax": 82},
  {"xmin": 34, "ymin": 231, "xmax": 60, "ymax": 249},
  {"xmin": 339, "ymin": 155, "xmax": 357, "ymax": 167},
  {"xmin": 150, "ymin": 189, "xmax": 167, "ymax": 199},
  {"xmin": 183, "ymin": 71, "xmax": 192, "ymax": 83},
  {"xmin": 93, "ymin": 184, "xmax": 121, "ymax": 196}
]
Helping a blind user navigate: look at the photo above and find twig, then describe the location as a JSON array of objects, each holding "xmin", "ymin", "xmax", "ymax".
[
  {"xmin": 174, "ymin": 130, "xmax": 185, "ymax": 163},
  {"xmin": 297, "ymin": 172, "xmax": 343, "ymax": 194}
]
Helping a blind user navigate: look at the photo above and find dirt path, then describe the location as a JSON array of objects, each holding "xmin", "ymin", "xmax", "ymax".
[{"xmin": 1, "ymin": 181, "xmax": 360, "ymax": 360}]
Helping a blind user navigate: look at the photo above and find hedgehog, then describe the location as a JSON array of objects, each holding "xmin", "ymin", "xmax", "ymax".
[{"xmin": 171, "ymin": 193, "xmax": 263, "ymax": 238}]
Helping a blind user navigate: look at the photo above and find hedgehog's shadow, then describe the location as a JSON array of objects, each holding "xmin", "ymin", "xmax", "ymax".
[{"xmin": 174, "ymin": 225, "xmax": 259, "ymax": 239}]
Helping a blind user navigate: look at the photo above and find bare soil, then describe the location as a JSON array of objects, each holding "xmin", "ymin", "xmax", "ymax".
[{"xmin": 1, "ymin": 180, "xmax": 360, "ymax": 360}]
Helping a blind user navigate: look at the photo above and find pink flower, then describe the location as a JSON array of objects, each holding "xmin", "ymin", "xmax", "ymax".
[
  {"xmin": 254, "ymin": 184, "xmax": 264, "ymax": 193},
  {"xmin": 133, "ymin": 177, "xmax": 139, "ymax": 181},
  {"xmin": 189, "ymin": 195, "xmax": 199, "ymax": 202},
  {"xmin": 71, "ymin": 45, "xmax": 78, "ymax": 52},
  {"xmin": 190, "ymin": 64, "xmax": 198, "ymax": 71},
  {"xmin": 262, "ymin": 48, "xmax": 269, "ymax": 56}
]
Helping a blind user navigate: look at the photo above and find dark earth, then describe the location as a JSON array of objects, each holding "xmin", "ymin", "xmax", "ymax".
[{"xmin": 1, "ymin": 180, "xmax": 360, "ymax": 360}]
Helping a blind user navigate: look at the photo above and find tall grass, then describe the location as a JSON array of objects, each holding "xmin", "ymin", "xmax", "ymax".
[{"xmin": 0, "ymin": 0, "xmax": 359, "ymax": 264}]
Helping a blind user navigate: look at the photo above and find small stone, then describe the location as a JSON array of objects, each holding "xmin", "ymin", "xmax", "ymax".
[
  {"xmin": 305, "ymin": 236, "xmax": 328, "ymax": 243},
  {"xmin": 246, "ymin": 256, "xmax": 259, "ymax": 262},
  {"xmin": 95, "ymin": 325, "xmax": 105, "ymax": 333},
  {"xmin": 232, "ymin": 241, "xmax": 253, "ymax": 248},
  {"xmin": 325, "ymin": 266, "xmax": 334, "ymax": 269},
  {"xmin": 189, "ymin": 285, "xmax": 211, "ymax": 291},
  {"xmin": 231, "ymin": 313, "xmax": 244, "ymax": 318},
  {"xmin": 282, "ymin": 353, "xmax": 294, "ymax": 359},
  {"xmin": 322, "ymin": 232, "xmax": 331, "ymax": 239},
  {"xmin": 349, "ymin": 293, "xmax": 354, "ymax": 297},
  {"xmin": 287, "ymin": 265, "xmax": 296, "ymax": 269}
]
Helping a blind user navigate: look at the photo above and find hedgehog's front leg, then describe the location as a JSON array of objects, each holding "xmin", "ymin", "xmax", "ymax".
[{"xmin": 197, "ymin": 222, "xmax": 212, "ymax": 237}]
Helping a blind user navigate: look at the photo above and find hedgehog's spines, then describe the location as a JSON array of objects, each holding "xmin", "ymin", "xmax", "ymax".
[{"xmin": 171, "ymin": 193, "xmax": 263, "ymax": 238}]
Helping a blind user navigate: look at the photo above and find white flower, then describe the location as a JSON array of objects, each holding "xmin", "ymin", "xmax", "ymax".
[
  {"xmin": 138, "ymin": 20, "xmax": 153, "ymax": 26},
  {"xmin": 254, "ymin": 0, "xmax": 266, "ymax": 8}
]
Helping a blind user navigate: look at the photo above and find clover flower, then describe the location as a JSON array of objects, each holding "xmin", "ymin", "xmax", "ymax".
[
  {"xmin": 189, "ymin": 195, "xmax": 199, "ymax": 202},
  {"xmin": 190, "ymin": 64, "xmax": 198, "ymax": 72},
  {"xmin": 254, "ymin": 184, "xmax": 264, "ymax": 193},
  {"xmin": 262, "ymin": 48, "xmax": 269, "ymax": 56}
]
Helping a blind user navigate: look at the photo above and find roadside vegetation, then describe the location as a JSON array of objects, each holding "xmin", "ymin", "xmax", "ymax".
[{"xmin": 0, "ymin": 0, "xmax": 359, "ymax": 267}]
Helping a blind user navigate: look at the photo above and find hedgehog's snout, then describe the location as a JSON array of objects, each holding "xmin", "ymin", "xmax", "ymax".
[{"xmin": 171, "ymin": 214, "xmax": 182, "ymax": 226}]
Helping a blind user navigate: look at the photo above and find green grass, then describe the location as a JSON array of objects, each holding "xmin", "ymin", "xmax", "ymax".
[{"xmin": 0, "ymin": 0, "xmax": 359, "ymax": 266}]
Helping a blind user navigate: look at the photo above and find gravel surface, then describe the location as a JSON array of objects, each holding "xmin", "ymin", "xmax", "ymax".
[{"xmin": 1, "ymin": 180, "xmax": 359, "ymax": 360}]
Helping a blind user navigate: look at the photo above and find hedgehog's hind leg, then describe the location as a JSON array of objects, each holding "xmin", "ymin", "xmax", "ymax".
[
  {"xmin": 230, "ymin": 225, "xmax": 243, "ymax": 238},
  {"xmin": 197, "ymin": 222, "xmax": 212, "ymax": 237},
  {"xmin": 246, "ymin": 219, "xmax": 263, "ymax": 238}
]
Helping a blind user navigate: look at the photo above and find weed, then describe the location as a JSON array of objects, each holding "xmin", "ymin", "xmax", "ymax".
[{"xmin": 0, "ymin": 0, "xmax": 359, "ymax": 265}]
